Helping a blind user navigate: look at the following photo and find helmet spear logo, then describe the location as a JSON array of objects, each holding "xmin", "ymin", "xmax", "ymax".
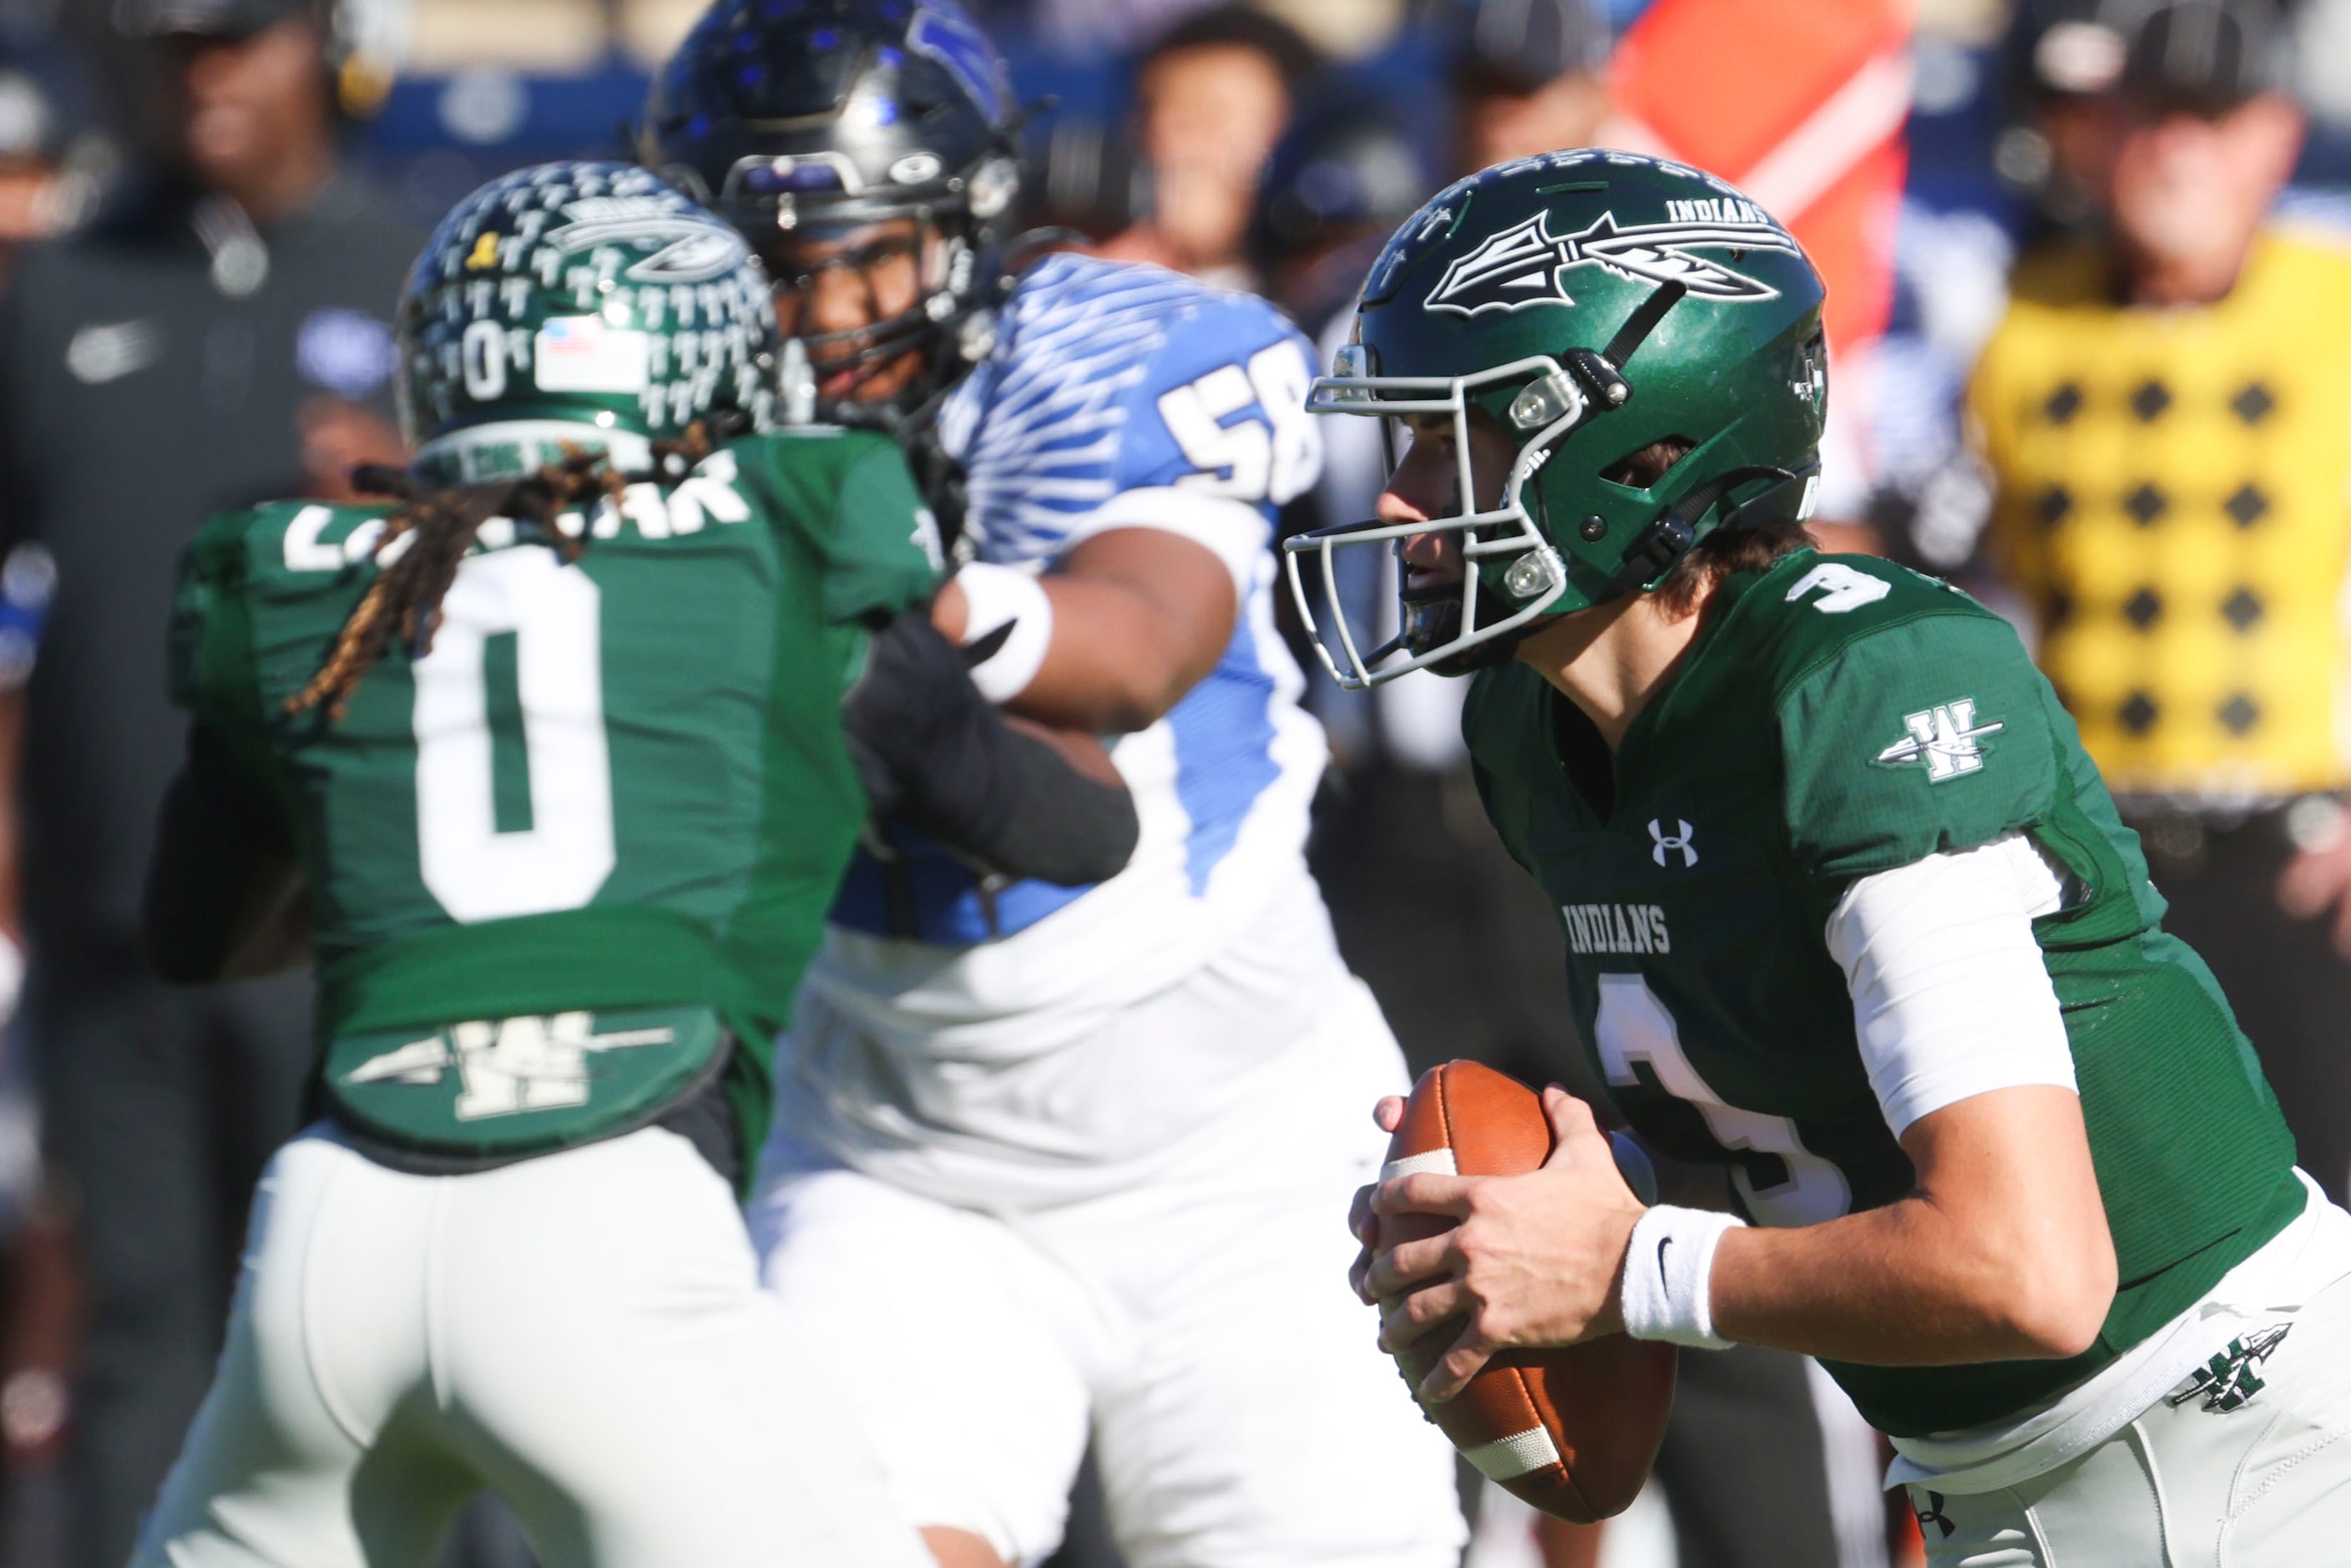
[{"xmin": 1425, "ymin": 208, "xmax": 1800, "ymax": 317}]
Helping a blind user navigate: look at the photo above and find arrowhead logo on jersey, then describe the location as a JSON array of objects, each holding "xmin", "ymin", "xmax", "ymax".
[
  {"xmin": 2167, "ymin": 1323, "xmax": 2291, "ymax": 1413},
  {"xmin": 1648, "ymin": 819, "xmax": 1699, "ymax": 868},
  {"xmin": 1424, "ymin": 207, "xmax": 1799, "ymax": 317},
  {"xmin": 1873, "ymin": 701, "xmax": 2004, "ymax": 782},
  {"xmin": 345, "ymin": 1012, "xmax": 677, "ymax": 1120}
]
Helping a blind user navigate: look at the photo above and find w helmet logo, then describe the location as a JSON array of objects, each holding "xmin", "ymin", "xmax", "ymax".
[
  {"xmin": 1649, "ymin": 819, "xmax": 1698, "ymax": 868},
  {"xmin": 1425, "ymin": 208, "xmax": 1800, "ymax": 317}
]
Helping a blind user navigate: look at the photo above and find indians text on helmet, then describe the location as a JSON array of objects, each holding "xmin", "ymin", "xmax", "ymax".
[{"xmin": 1424, "ymin": 202, "xmax": 1799, "ymax": 317}]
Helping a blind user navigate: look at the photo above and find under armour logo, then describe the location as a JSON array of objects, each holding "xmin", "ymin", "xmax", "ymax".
[
  {"xmin": 1914, "ymin": 1491, "xmax": 1954, "ymax": 1540},
  {"xmin": 2167, "ymin": 1323, "xmax": 2291, "ymax": 1413},
  {"xmin": 1873, "ymin": 700, "xmax": 2004, "ymax": 783},
  {"xmin": 1649, "ymin": 819, "xmax": 1697, "ymax": 868}
]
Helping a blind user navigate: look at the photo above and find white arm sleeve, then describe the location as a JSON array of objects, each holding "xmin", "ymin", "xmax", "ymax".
[
  {"xmin": 1059, "ymin": 486, "xmax": 1267, "ymax": 604},
  {"xmin": 1824, "ymin": 834, "xmax": 2078, "ymax": 1140}
]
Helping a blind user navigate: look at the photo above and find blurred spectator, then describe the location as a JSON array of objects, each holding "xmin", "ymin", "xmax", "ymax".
[
  {"xmin": 1028, "ymin": 0, "xmax": 1221, "ymax": 57},
  {"xmin": 1095, "ymin": 4, "xmax": 1320, "ymax": 287},
  {"xmin": 1428, "ymin": 0, "xmax": 1612, "ymax": 173},
  {"xmin": 1994, "ymin": 0, "xmax": 2136, "ymax": 232},
  {"xmin": 1247, "ymin": 97, "xmax": 1427, "ymax": 335},
  {"xmin": 1970, "ymin": 0, "xmax": 2351, "ymax": 1206},
  {"xmin": 0, "ymin": 0, "xmax": 419, "ymax": 1560},
  {"xmin": 0, "ymin": 28, "xmax": 113, "ymax": 287}
]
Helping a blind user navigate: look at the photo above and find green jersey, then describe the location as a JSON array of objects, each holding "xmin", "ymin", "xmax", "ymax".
[
  {"xmin": 168, "ymin": 428, "xmax": 940, "ymax": 1170},
  {"xmin": 1464, "ymin": 550, "xmax": 2300, "ymax": 1436}
]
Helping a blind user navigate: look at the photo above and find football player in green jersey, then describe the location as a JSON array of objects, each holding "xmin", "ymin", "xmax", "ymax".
[
  {"xmin": 130, "ymin": 161, "xmax": 1135, "ymax": 1568},
  {"xmin": 1297, "ymin": 153, "xmax": 2351, "ymax": 1563}
]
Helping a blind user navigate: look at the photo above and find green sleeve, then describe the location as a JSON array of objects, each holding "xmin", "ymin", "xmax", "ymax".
[
  {"xmin": 144, "ymin": 721, "xmax": 297, "ymax": 982},
  {"xmin": 168, "ymin": 512, "xmax": 274, "ymax": 759},
  {"xmin": 1777, "ymin": 612, "xmax": 2060, "ymax": 888},
  {"xmin": 154, "ymin": 512, "xmax": 301, "ymax": 979},
  {"xmin": 818, "ymin": 437, "xmax": 945, "ymax": 626}
]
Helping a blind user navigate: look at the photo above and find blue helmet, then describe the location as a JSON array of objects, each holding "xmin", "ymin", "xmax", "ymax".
[{"xmin": 640, "ymin": 0, "xmax": 1021, "ymax": 426}]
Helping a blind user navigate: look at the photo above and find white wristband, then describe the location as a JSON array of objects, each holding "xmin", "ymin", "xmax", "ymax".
[
  {"xmin": 1620, "ymin": 1205, "xmax": 1747, "ymax": 1350},
  {"xmin": 953, "ymin": 561, "xmax": 1054, "ymax": 703}
]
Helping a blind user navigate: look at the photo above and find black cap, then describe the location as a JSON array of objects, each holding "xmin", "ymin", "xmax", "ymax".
[
  {"xmin": 1251, "ymin": 99, "xmax": 1428, "ymax": 267},
  {"xmin": 2015, "ymin": 0, "xmax": 2129, "ymax": 98},
  {"xmin": 116, "ymin": 0, "xmax": 316, "ymax": 42},
  {"xmin": 1427, "ymin": 0, "xmax": 1606, "ymax": 94},
  {"xmin": 2121, "ymin": 0, "xmax": 2285, "ymax": 114}
]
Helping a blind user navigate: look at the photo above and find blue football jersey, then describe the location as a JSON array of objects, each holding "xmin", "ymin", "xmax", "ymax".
[{"xmin": 829, "ymin": 253, "xmax": 1327, "ymax": 945}]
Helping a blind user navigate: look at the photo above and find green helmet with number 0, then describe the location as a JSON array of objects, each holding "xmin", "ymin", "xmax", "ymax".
[
  {"xmin": 393, "ymin": 159, "xmax": 779, "ymax": 484},
  {"xmin": 1284, "ymin": 150, "xmax": 1829, "ymax": 687}
]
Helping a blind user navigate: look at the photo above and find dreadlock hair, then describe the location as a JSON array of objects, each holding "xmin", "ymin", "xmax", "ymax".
[{"xmin": 286, "ymin": 422, "xmax": 719, "ymax": 721}]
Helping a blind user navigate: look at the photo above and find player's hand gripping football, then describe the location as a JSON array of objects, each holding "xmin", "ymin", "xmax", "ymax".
[{"xmin": 1350, "ymin": 1088, "xmax": 1646, "ymax": 1404}]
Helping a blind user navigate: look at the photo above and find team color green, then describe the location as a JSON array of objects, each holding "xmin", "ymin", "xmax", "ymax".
[
  {"xmin": 169, "ymin": 429, "xmax": 939, "ymax": 1170},
  {"xmin": 1463, "ymin": 549, "xmax": 2301, "ymax": 1436}
]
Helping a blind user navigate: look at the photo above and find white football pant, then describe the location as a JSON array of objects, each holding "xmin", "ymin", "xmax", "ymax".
[
  {"xmin": 751, "ymin": 976, "xmax": 1467, "ymax": 1568},
  {"xmin": 131, "ymin": 1124, "xmax": 929, "ymax": 1568},
  {"xmin": 1907, "ymin": 1268, "xmax": 2351, "ymax": 1565}
]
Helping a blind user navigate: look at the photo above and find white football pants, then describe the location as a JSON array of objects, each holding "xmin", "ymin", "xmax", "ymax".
[
  {"xmin": 1906, "ymin": 1268, "xmax": 2351, "ymax": 1566},
  {"xmin": 751, "ymin": 978, "xmax": 1467, "ymax": 1568},
  {"xmin": 131, "ymin": 1124, "xmax": 929, "ymax": 1568}
]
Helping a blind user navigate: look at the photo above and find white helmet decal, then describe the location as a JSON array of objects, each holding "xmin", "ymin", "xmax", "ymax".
[{"xmin": 1425, "ymin": 205, "xmax": 1802, "ymax": 317}]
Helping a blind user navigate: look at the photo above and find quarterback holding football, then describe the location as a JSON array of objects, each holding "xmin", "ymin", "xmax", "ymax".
[{"xmin": 1303, "ymin": 153, "xmax": 2351, "ymax": 1561}]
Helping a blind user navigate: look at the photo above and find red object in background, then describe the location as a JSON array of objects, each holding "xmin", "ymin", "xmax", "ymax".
[{"xmin": 1605, "ymin": 0, "xmax": 1911, "ymax": 357}]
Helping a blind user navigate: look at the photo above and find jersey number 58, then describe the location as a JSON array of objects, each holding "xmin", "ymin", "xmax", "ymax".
[{"xmin": 1155, "ymin": 343, "xmax": 1321, "ymax": 506}]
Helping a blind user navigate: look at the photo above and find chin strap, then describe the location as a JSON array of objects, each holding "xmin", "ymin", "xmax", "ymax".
[
  {"xmin": 1613, "ymin": 464, "xmax": 1809, "ymax": 593},
  {"xmin": 1602, "ymin": 279, "xmax": 1688, "ymax": 369}
]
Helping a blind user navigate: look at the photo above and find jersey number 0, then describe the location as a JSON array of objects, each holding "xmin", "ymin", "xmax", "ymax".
[{"xmin": 412, "ymin": 549, "xmax": 617, "ymax": 922}]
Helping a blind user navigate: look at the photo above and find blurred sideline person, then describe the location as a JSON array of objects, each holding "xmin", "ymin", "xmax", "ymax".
[
  {"xmin": 1433, "ymin": 0, "xmax": 1614, "ymax": 177},
  {"xmin": 1970, "ymin": 0, "xmax": 2351, "ymax": 1202},
  {"xmin": 1247, "ymin": 98, "xmax": 1428, "ymax": 344},
  {"xmin": 0, "ymin": 28, "xmax": 110, "ymax": 287},
  {"xmin": 1095, "ymin": 3, "xmax": 1321, "ymax": 289},
  {"xmin": 0, "ymin": 2, "xmax": 419, "ymax": 1560},
  {"xmin": 642, "ymin": 4, "xmax": 1465, "ymax": 1566},
  {"xmin": 133, "ymin": 158, "xmax": 1135, "ymax": 1568}
]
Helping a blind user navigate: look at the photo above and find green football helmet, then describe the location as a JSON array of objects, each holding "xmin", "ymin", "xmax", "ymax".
[
  {"xmin": 1285, "ymin": 150, "xmax": 1829, "ymax": 687},
  {"xmin": 394, "ymin": 160, "xmax": 778, "ymax": 484}
]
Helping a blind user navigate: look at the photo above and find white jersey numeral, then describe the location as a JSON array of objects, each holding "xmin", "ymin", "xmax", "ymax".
[
  {"xmin": 461, "ymin": 318, "xmax": 508, "ymax": 402},
  {"xmin": 1157, "ymin": 342, "xmax": 1323, "ymax": 506},
  {"xmin": 1593, "ymin": 973, "xmax": 1852, "ymax": 1227},
  {"xmin": 412, "ymin": 549, "xmax": 615, "ymax": 922},
  {"xmin": 1782, "ymin": 561, "xmax": 1890, "ymax": 615}
]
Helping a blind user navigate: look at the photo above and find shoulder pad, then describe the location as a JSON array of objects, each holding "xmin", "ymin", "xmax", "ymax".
[{"xmin": 1733, "ymin": 553, "xmax": 2002, "ymax": 698}]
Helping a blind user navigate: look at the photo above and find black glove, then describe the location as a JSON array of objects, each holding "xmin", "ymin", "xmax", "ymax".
[{"xmin": 843, "ymin": 608, "xmax": 1139, "ymax": 887}]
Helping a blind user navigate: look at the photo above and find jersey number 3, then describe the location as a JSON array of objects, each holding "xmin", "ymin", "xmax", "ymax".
[
  {"xmin": 412, "ymin": 549, "xmax": 617, "ymax": 922},
  {"xmin": 1595, "ymin": 974, "xmax": 1852, "ymax": 1227}
]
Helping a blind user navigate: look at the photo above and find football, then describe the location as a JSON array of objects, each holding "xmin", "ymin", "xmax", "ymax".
[{"xmin": 1378, "ymin": 1060, "xmax": 1678, "ymax": 1522}]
